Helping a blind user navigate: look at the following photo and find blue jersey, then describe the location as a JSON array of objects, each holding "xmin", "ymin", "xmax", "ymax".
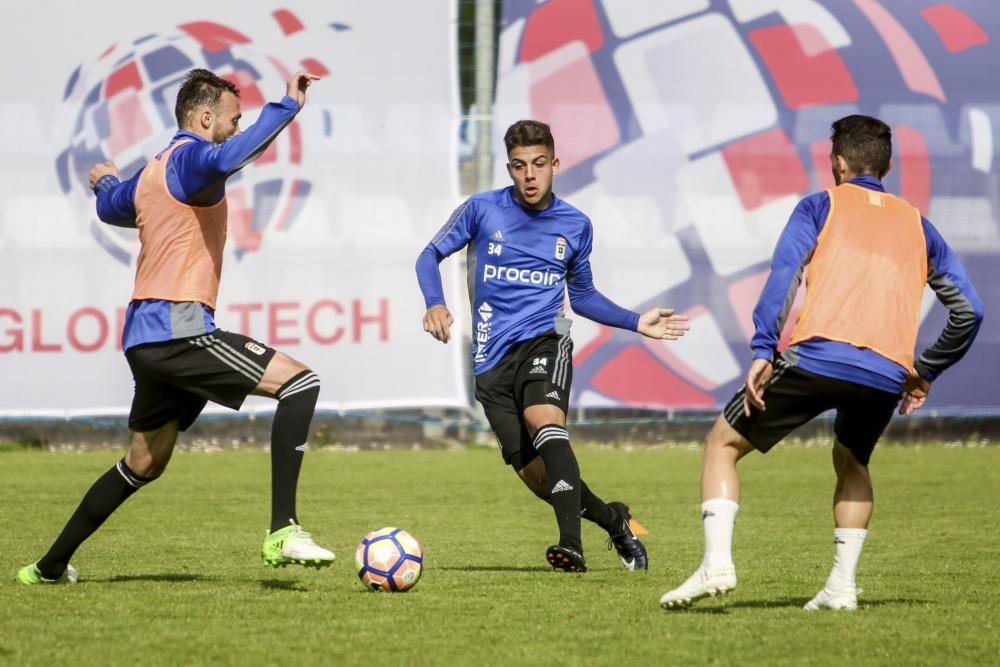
[
  {"xmin": 93, "ymin": 96, "xmax": 301, "ymax": 351},
  {"xmin": 417, "ymin": 187, "xmax": 639, "ymax": 375},
  {"xmin": 753, "ymin": 175, "xmax": 983, "ymax": 392}
]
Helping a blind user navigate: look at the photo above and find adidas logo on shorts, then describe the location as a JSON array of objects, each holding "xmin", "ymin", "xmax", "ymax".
[
  {"xmin": 546, "ymin": 390, "xmax": 560, "ymax": 400},
  {"xmin": 530, "ymin": 365, "xmax": 547, "ymax": 375}
]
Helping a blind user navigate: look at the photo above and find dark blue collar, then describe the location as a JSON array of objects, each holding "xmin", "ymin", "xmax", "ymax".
[{"xmin": 848, "ymin": 174, "xmax": 885, "ymax": 192}]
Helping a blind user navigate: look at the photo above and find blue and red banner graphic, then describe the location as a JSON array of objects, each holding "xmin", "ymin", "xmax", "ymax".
[{"xmin": 496, "ymin": 0, "xmax": 997, "ymax": 411}]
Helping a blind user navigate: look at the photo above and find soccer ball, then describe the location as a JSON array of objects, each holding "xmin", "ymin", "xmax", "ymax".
[{"xmin": 354, "ymin": 527, "xmax": 423, "ymax": 592}]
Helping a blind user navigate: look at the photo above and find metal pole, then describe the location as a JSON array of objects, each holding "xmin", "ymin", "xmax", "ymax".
[{"xmin": 474, "ymin": 0, "xmax": 495, "ymax": 192}]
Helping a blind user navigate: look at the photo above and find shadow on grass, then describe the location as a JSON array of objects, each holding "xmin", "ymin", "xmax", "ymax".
[
  {"xmin": 436, "ymin": 565, "xmax": 545, "ymax": 573},
  {"xmin": 260, "ymin": 579, "xmax": 308, "ymax": 592},
  {"xmin": 97, "ymin": 573, "xmax": 215, "ymax": 583},
  {"xmin": 661, "ymin": 597, "xmax": 933, "ymax": 614}
]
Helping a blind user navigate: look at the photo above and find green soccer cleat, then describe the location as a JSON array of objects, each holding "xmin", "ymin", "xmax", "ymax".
[
  {"xmin": 262, "ymin": 522, "xmax": 336, "ymax": 568},
  {"xmin": 15, "ymin": 562, "xmax": 79, "ymax": 586}
]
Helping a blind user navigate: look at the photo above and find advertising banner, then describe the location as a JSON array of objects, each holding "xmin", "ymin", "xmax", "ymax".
[{"xmin": 0, "ymin": 2, "xmax": 466, "ymax": 414}]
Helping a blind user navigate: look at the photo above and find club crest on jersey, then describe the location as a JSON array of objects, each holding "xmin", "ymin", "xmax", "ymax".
[
  {"xmin": 555, "ymin": 237, "xmax": 567, "ymax": 260},
  {"xmin": 244, "ymin": 341, "xmax": 266, "ymax": 356}
]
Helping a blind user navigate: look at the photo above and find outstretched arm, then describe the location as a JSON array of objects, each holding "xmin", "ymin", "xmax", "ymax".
[
  {"xmin": 567, "ymin": 222, "xmax": 688, "ymax": 338},
  {"xmin": 172, "ymin": 71, "xmax": 319, "ymax": 204},
  {"xmin": 89, "ymin": 161, "xmax": 140, "ymax": 228}
]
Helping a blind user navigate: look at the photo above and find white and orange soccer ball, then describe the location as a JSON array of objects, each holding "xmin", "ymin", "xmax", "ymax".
[{"xmin": 354, "ymin": 527, "xmax": 423, "ymax": 592}]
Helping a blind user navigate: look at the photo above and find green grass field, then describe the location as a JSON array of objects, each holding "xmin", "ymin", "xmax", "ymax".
[{"xmin": 3, "ymin": 443, "xmax": 998, "ymax": 666}]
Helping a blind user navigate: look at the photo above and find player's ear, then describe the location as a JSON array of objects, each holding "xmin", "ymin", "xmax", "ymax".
[
  {"xmin": 831, "ymin": 154, "xmax": 848, "ymax": 180},
  {"xmin": 551, "ymin": 157, "xmax": 560, "ymax": 176},
  {"xmin": 199, "ymin": 108, "xmax": 213, "ymax": 131}
]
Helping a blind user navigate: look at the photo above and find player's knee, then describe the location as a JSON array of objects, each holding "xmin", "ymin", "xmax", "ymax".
[
  {"xmin": 276, "ymin": 369, "xmax": 321, "ymax": 406},
  {"xmin": 517, "ymin": 468, "xmax": 548, "ymax": 498},
  {"xmin": 704, "ymin": 429, "xmax": 748, "ymax": 459},
  {"xmin": 833, "ymin": 442, "xmax": 868, "ymax": 477},
  {"xmin": 515, "ymin": 456, "xmax": 548, "ymax": 497},
  {"xmin": 117, "ymin": 457, "xmax": 161, "ymax": 487}
]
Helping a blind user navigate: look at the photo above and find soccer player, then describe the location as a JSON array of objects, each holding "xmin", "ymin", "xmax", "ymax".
[
  {"xmin": 16, "ymin": 69, "xmax": 334, "ymax": 585},
  {"xmin": 659, "ymin": 115, "xmax": 984, "ymax": 610},
  {"xmin": 416, "ymin": 120, "xmax": 690, "ymax": 572}
]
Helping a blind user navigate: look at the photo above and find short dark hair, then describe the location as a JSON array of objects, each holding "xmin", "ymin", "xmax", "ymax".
[
  {"xmin": 503, "ymin": 120, "xmax": 555, "ymax": 156},
  {"xmin": 830, "ymin": 114, "xmax": 892, "ymax": 177},
  {"xmin": 174, "ymin": 69, "xmax": 240, "ymax": 127}
]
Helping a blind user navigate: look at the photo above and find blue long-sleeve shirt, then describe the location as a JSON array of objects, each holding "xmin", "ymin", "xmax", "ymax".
[
  {"xmin": 753, "ymin": 175, "xmax": 984, "ymax": 392},
  {"xmin": 416, "ymin": 187, "xmax": 639, "ymax": 375},
  {"xmin": 93, "ymin": 96, "xmax": 300, "ymax": 350}
]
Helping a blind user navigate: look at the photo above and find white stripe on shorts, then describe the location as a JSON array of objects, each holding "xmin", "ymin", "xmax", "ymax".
[{"xmin": 188, "ymin": 336, "xmax": 263, "ymax": 383}]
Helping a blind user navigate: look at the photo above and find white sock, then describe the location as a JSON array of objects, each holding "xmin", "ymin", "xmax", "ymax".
[
  {"xmin": 700, "ymin": 499, "xmax": 739, "ymax": 569},
  {"xmin": 826, "ymin": 527, "xmax": 867, "ymax": 591}
]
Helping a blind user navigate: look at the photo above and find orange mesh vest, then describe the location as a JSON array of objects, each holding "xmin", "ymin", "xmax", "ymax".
[
  {"xmin": 132, "ymin": 140, "xmax": 228, "ymax": 309},
  {"xmin": 789, "ymin": 183, "xmax": 927, "ymax": 370}
]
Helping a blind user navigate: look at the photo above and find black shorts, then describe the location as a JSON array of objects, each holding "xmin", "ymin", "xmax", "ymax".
[
  {"xmin": 474, "ymin": 333, "xmax": 573, "ymax": 470},
  {"xmin": 125, "ymin": 330, "xmax": 277, "ymax": 432},
  {"xmin": 723, "ymin": 358, "xmax": 901, "ymax": 465}
]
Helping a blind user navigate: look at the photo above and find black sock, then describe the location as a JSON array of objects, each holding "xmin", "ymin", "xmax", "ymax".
[
  {"xmin": 580, "ymin": 481, "xmax": 617, "ymax": 533},
  {"xmin": 541, "ymin": 480, "xmax": 616, "ymax": 533},
  {"xmin": 37, "ymin": 459, "xmax": 154, "ymax": 579},
  {"xmin": 533, "ymin": 424, "xmax": 582, "ymax": 553},
  {"xmin": 270, "ymin": 370, "xmax": 320, "ymax": 532}
]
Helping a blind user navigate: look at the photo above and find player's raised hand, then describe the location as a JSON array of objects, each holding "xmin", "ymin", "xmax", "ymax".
[
  {"xmin": 743, "ymin": 358, "xmax": 772, "ymax": 416},
  {"xmin": 636, "ymin": 307, "xmax": 689, "ymax": 341},
  {"xmin": 88, "ymin": 161, "xmax": 119, "ymax": 190},
  {"xmin": 899, "ymin": 370, "xmax": 931, "ymax": 415},
  {"xmin": 286, "ymin": 70, "xmax": 320, "ymax": 107},
  {"xmin": 423, "ymin": 304, "xmax": 454, "ymax": 344}
]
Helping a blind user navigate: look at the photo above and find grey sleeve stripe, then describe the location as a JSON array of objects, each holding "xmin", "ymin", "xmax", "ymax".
[
  {"xmin": 775, "ymin": 261, "xmax": 807, "ymax": 336},
  {"xmin": 432, "ymin": 199, "xmax": 471, "ymax": 247},
  {"xmin": 916, "ymin": 267, "xmax": 981, "ymax": 379}
]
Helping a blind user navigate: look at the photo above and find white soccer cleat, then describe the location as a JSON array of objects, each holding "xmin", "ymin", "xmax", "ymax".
[
  {"xmin": 803, "ymin": 587, "xmax": 859, "ymax": 611},
  {"xmin": 659, "ymin": 565, "xmax": 737, "ymax": 609}
]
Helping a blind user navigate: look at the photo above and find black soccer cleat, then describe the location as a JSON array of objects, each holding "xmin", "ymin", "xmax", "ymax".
[
  {"xmin": 546, "ymin": 545, "xmax": 587, "ymax": 572},
  {"xmin": 607, "ymin": 502, "xmax": 648, "ymax": 570}
]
